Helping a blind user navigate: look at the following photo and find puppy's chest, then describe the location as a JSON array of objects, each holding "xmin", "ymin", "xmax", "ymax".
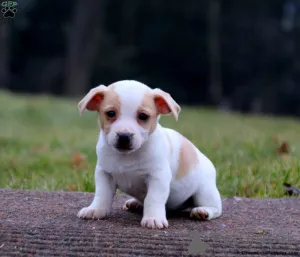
[
  {"xmin": 112, "ymin": 173, "xmax": 148, "ymax": 201},
  {"xmin": 99, "ymin": 152, "xmax": 152, "ymax": 173}
]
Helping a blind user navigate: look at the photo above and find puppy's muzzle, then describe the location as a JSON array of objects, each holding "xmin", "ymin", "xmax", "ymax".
[{"xmin": 115, "ymin": 132, "xmax": 134, "ymax": 151}]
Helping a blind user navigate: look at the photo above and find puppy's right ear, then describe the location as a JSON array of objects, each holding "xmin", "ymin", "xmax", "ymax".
[{"xmin": 77, "ymin": 85, "xmax": 107, "ymax": 115}]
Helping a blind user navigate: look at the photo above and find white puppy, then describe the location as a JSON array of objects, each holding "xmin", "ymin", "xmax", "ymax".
[{"xmin": 77, "ymin": 80, "xmax": 222, "ymax": 229}]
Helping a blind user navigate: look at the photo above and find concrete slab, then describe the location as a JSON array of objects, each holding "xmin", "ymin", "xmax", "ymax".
[{"xmin": 0, "ymin": 189, "xmax": 299, "ymax": 256}]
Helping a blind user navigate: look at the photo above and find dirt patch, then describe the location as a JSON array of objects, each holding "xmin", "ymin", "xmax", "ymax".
[{"xmin": 0, "ymin": 189, "xmax": 299, "ymax": 256}]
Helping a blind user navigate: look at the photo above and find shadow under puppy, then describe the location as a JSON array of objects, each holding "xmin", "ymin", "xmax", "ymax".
[{"xmin": 77, "ymin": 80, "xmax": 222, "ymax": 229}]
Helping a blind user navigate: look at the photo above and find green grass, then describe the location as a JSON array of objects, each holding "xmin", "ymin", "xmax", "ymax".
[{"xmin": 1, "ymin": 90, "xmax": 300, "ymax": 198}]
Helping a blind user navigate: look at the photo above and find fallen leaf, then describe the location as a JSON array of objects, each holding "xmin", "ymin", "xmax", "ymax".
[
  {"xmin": 32, "ymin": 144, "xmax": 48, "ymax": 153},
  {"xmin": 10, "ymin": 160, "xmax": 18, "ymax": 169},
  {"xmin": 67, "ymin": 185, "xmax": 76, "ymax": 191},
  {"xmin": 276, "ymin": 142, "xmax": 289, "ymax": 155},
  {"xmin": 71, "ymin": 152, "xmax": 87, "ymax": 169}
]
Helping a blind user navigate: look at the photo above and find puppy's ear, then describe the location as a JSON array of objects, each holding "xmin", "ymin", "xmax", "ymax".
[
  {"xmin": 78, "ymin": 85, "xmax": 107, "ymax": 115},
  {"xmin": 152, "ymin": 88, "xmax": 181, "ymax": 121}
]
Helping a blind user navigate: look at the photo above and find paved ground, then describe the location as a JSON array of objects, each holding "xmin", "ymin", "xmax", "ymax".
[{"xmin": 0, "ymin": 189, "xmax": 299, "ymax": 257}]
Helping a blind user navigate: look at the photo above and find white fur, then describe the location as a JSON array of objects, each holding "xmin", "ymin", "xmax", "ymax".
[{"xmin": 77, "ymin": 80, "xmax": 222, "ymax": 229}]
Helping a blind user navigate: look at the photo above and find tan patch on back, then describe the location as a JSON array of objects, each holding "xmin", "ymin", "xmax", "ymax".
[
  {"xmin": 137, "ymin": 93, "xmax": 158, "ymax": 133},
  {"xmin": 176, "ymin": 137, "xmax": 199, "ymax": 180},
  {"xmin": 98, "ymin": 89, "xmax": 121, "ymax": 134}
]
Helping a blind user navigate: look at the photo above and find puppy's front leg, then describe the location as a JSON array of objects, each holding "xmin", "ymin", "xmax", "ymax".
[
  {"xmin": 141, "ymin": 171, "xmax": 171, "ymax": 229},
  {"xmin": 77, "ymin": 164, "xmax": 116, "ymax": 220}
]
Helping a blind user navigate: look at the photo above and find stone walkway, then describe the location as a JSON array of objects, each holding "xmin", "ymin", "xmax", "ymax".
[{"xmin": 0, "ymin": 189, "xmax": 299, "ymax": 256}]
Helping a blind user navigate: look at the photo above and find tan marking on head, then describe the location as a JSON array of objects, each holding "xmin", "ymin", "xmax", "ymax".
[
  {"xmin": 176, "ymin": 136, "xmax": 199, "ymax": 180},
  {"xmin": 98, "ymin": 89, "xmax": 120, "ymax": 134},
  {"xmin": 77, "ymin": 85, "xmax": 120, "ymax": 134},
  {"xmin": 136, "ymin": 92, "xmax": 158, "ymax": 133}
]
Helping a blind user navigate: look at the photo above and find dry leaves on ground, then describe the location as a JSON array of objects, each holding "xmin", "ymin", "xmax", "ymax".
[
  {"xmin": 32, "ymin": 144, "xmax": 48, "ymax": 153},
  {"xmin": 275, "ymin": 140, "xmax": 290, "ymax": 156},
  {"xmin": 67, "ymin": 185, "xmax": 77, "ymax": 191},
  {"xmin": 71, "ymin": 152, "xmax": 88, "ymax": 169}
]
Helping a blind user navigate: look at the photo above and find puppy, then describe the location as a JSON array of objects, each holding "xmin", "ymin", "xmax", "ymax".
[{"xmin": 77, "ymin": 80, "xmax": 222, "ymax": 229}]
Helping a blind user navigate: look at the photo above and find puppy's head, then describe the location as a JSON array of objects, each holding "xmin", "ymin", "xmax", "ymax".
[{"xmin": 78, "ymin": 80, "xmax": 181, "ymax": 153}]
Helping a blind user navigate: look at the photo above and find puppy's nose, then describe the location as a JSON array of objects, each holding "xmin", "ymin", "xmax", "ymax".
[{"xmin": 116, "ymin": 132, "xmax": 133, "ymax": 149}]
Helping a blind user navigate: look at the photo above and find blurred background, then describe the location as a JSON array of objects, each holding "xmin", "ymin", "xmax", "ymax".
[
  {"xmin": 1, "ymin": 0, "xmax": 300, "ymax": 116},
  {"xmin": 1, "ymin": 0, "xmax": 300, "ymax": 196}
]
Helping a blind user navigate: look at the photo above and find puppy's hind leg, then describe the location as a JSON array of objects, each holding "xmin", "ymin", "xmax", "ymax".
[
  {"xmin": 123, "ymin": 198, "xmax": 143, "ymax": 212},
  {"xmin": 190, "ymin": 179, "xmax": 222, "ymax": 221}
]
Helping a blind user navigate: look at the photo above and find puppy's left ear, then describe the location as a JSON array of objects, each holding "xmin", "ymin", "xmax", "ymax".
[{"xmin": 152, "ymin": 88, "xmax": 181, "ymax": 121}]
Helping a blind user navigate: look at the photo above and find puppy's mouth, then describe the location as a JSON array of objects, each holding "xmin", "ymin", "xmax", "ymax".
[{"xmin": 114, "ymin": 145, "xmax": 134, "ymax": 153}]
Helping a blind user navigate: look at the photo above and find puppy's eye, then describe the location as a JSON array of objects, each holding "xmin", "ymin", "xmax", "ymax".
[
  {"xmin": 138, "ymin": 113, "xmax": 149, "ymax": 121},
  {"xmin": 106, "ymin": 110, "xmax": 116, "ymax": 118}
]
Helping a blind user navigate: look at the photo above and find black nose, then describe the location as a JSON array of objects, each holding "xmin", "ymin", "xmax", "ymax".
[{"xmin": 116, "ymin": 132, "xmax": 133, "ymax": 149}]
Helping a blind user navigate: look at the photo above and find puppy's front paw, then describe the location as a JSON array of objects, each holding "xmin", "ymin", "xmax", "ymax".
[
  {"xmin": 123, "ymin": 198, "xmax": 143, "ymax": 212},
  {"xmin": 77, "ymin": 206, "xmax": 109, "ymax": 220},
  {"xmin": 141, "ymin": 216, "xmax": 169, "ymax": 229}
]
